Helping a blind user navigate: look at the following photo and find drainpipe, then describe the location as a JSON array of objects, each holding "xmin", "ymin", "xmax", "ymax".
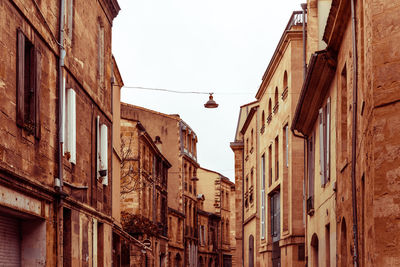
[
  {"xmin": 56, "ymin": 0, "xmax": 66, "ymax": 266},
  {"xmin": 301, "ymin": 3, "xmax": 307, "ymax": 81},
  {"xmin": 350, "ymin": 0, "xmax": 359, "ymax": 265}
]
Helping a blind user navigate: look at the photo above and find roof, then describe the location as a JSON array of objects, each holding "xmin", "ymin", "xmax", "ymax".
[
  {"xmin": 291, "ymin": 50, "xmax": 337, "ymax": 135},
  {"xmin": 233, "ymin": 101, "xmax": 259, "ymax": 142},
  {"xmin": 121, "ymin": 102, "xmax": 181, "ymax": 122},
  {"xmin": 240, "ymin": 106, "xmax": 258, "ymax": 135},
  {"xmin": 198, "ymin": 167, "xmax": 233, "ymax": 184},
  {"xmin": 323, "ymin": 0, "xmax": 351, "ymax": 53},
  {"xmin": 255, "ymin": 11, "xmax": 304, "ymax": 100}
]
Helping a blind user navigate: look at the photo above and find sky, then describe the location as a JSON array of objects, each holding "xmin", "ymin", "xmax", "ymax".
[{"xmin": 112, "ymin": 0, "xmax": 303, "ymax": 181}]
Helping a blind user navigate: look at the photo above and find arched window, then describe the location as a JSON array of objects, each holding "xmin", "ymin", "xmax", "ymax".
[
  {"xmin": 274, "ymin": 87, "xmax": 279, "ymax": 113},
  {"xmin": 311, "ymin": 233, "xmax": 319, "ymax": 267},
  {"xmin": 282, "ymin": 71, "xmax": 288, "ymax": 100},
  {"xmin": 283, "ymin": 71, "xmax": 288, "ymax": 89},
  {"xmin": 249, "ymin": 235, "xmax": 254, "ymax": 267},
  {"xmin": 261, "ymin": 111, "xmax": 265, "ymax": 132},
  {"xmin": 268, "ymin": 99, "xmax": 272, "ymax": 123},
  {"xmin": 340, "ymin": 218, "xmax": 347, "ymax": 267}
]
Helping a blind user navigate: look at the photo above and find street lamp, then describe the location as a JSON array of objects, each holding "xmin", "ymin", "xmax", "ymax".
[{"xmin": 204, "ymin": 93, "xmax": 219, "ymax": 108}]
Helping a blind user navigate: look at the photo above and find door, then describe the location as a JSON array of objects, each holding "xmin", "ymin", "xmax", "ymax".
[{"xmin": 0, "ymin": 214, "xmax": 21, "ymax": 266}]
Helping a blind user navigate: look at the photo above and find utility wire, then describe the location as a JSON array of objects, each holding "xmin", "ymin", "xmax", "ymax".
[
  {"xmin": 122, "ymin": 85, "xmax": 301, "ymax": 95},
  {"xmin": 122, "ymin": 86, "xmax": 254, "ymax": 95}
]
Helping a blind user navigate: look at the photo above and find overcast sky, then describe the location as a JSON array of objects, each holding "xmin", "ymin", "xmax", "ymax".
[{"xmin": 112, "ymin": 0, "xmax": 303, "ymax": 181}]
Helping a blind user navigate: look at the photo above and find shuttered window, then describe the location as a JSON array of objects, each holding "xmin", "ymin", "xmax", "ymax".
[
  {"xmin": 308, "ymin": 134, "xmax": 315, "ymax": 197},
  {"xmin": 270, "ymin": 192, "xmax": 280, "ymax": 242},
  {"xmin": 319, "ymin": 97, "xmax": 331, "ymax": 187},
  {"xmin": 17, "ymin": 29, "xmax": 41, "ymax": 139},
  {"xmin": 64, "ymin": 88, "xmax": 76, "ymax": 164},
  {"xmin": 261, "ymin": 154, "xmax": 266, "ymax": 239},
  {"xmin": 96, "ymin": 116, "xmax": 108, "ymax": 185}
]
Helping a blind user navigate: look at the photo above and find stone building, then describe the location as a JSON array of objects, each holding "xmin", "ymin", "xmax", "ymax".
[
  {"xmin": 0, "ymin": 0, "xmax": 124, "ymax": 265},
  {"xmin": 120, "ymin": 103, "xmax": 199, "ymax": 267},
  {"xmin": 292, "ymin": 0, "xmax": 400, "ymax": 266},
  {"xmin": 231, "ymin": 11, "xmax": 306, "ymax": 267},
  {"xmin": 197, "ymin": 206, "xmax": 221, "ymax": 267},
  {"xmin": 255, "ymin": 11, "xmax": 305, "ymax": 267},
  {"xmin": 120, "ymin": 118, "xmax": 171, "ymax": 266},
  {"xmin": 197, "ymin": 167, "xmax": 235, "ymax": 267},
  {"xmin": 230, "ymin": 101, "xmax": 259, "ymax": 267}
]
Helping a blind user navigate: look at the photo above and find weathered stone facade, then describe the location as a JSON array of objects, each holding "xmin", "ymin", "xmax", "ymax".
[
  {"xmin": 0, "ymin": 0, "xmax": 124, "ymax": 266},
  {"xmin": 120, "ymin": 117, "xmax": 171, "ymax": 266},
  {"xmin": 197, "ymin": 167, "xmax": 235, "ymax": 266},
  {"xmin": 292, "ymin": 0, "xmax": 400, "ymax": 266},
  {"xmin": 120, "ymin": 103, "xmax": 200, "ymax": 266},
  {"xmin": 232, "ymin": 11, "xmax": 306, "ymax": 267}
]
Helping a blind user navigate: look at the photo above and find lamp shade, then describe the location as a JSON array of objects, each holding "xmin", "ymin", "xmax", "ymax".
[{"xmin": 204, "ymin": 93, "xmax": 219, "ymax": 108}]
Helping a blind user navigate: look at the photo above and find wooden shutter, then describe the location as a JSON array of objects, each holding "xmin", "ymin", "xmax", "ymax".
[
  {"xmin": 34, "ymin": 49, "xmax": 42, "ymax": 139},
  {"xmin": 17, "ymin": 29, "xmax": 25, "ymax": 127},
  {"xmin": 319, "ymin": 108, "xmax": 325, "ymax": 186},
  {"xmin": 326, "ymin": 98, "xmax": 331, "ymax": 181}
]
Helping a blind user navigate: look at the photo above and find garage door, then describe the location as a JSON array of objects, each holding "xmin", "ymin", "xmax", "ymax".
[{"xmin": 0, "ymin": 214, "xmax": 21, "ymax": 266}]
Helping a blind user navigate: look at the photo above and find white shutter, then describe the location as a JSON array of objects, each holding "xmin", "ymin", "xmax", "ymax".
[
  {"xmin": 261, "ymin": 189, "xmax": 265, "ymax": 239},
  {"xmin": 326, "ymin": 98, "xmax": 331, "ymax": 181},
  {"xmin": 66, "ymin": 88, "xmax": 76, "ymax": 164},
  {"xmin": 319, "ymin": 108, "xmax": 325, "ymax": 186},
  {"xmin": 62, "ymin": 76, "xmax": 66, "ymax": 153},
  {"xmin": 100, "ymin": 124, "xmax": 108, "ymax": 185},
  {"xmin": 96, "ymin": 116, "xmax": 100, "ymax": 180}
]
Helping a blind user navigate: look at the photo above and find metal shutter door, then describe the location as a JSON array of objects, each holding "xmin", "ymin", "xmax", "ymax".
[{"xmin": 0, "ymin": 214, "xmax": 21, "ymax": 266}]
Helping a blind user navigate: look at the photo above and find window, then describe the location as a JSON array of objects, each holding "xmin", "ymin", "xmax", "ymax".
[
  {"xmin": 261, "ymin": 111, "xmax": 265, "ymax": 133},
  {"xmin": 274, "ymin": 87, "xmax": 279, "ymax": 113},
  {"xmin": 282, "ymin": 71, "xmax": 288, "ymax": 100},
  {"xmin": 268, "ymin": 145, "xmax": 272, "ymax": 186},
  {"xmin": 319, "ymin": 97, "xmax": 331, "ymax": 186},
  {"xmin": 270, "ymin": 192, "xmax": 280, "ymax": 242},
  {"xmin": 98, "ymin": 23, "xmax": 105, "ymax": 86},
  {"xmin": 326, "ymin": 224, "xmax": 331, "ymax": 267},
  {"xmin": 226, "ymin": 220, "xmax": 230, "ymax": 243},
  {"xmin": 64, "ymin": 85, "xmax": 76, "ymax": 164},
  {"xmin": 261, "ymin": 154, "xmax": 266, "ymax": 239},
  {"xmin": 283, "ymin": 124, "xmax": 289, "ymax": 167},
  {"xmin": 307, "ymin": 133, "xmax": 315, "ymax": 213},
  {"xmin": 16, "ymin": 29, "xmax": 42, "ymax": 139},
  {"xmin": 96, "ymin": 116, "xmax": 108, "ymax": 185},
  {"xmin": 267, "ymin": 99, "xmax": 272, "ymax": 123},
  {"xmin": 251, "ymin": 129, "xmax": 254, "ymax": 151},
  {"xmin": 275, "ymin": 136, "xmax": 279, "ymax": 181},
  {"xmin": 340, "ymin": 65, "xmax": 348, "ymax": 162},
  {"xmin": 246, "ymin": 138, "xmax": 249, "ymax": 155}
]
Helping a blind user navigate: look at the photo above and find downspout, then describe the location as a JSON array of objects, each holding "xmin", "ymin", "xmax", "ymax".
[
  {"xmin": 56, "ymin": 0, "xmax": 66, "ymax": 266},
  {"xmin": 350, "ymin": 0, "xmax": 359, "ymax": 265}
]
